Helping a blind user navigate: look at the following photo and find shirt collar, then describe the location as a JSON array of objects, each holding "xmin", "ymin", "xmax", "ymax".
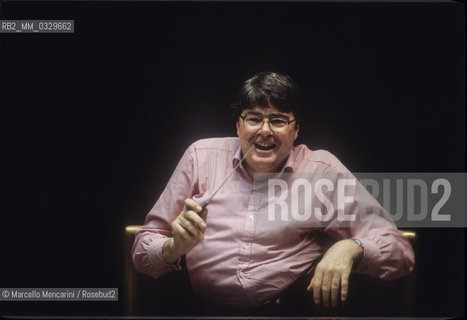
[{"xmin": 232, "ymin": 142, "xmax": 248, "ymax": 177}]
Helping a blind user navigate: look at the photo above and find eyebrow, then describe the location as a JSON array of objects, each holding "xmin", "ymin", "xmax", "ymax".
[{"xmin": 244, "ymin": 111, "xmax": 289, "ymax": 118}]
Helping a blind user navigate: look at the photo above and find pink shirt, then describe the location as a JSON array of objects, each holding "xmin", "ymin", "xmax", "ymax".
[{"xmin": 132, "ymin": 137, "xmax": 414, "ymax": 306}]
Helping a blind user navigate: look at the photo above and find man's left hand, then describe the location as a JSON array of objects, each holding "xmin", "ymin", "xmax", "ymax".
[{"xmin": 307, "ymin": 239, "xmax": 363, "ymax": 307}]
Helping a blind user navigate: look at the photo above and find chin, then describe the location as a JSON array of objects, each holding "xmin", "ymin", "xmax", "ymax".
[{"xmin": 251, "ymin": 154, "xmax": 275, "ymax": 164}]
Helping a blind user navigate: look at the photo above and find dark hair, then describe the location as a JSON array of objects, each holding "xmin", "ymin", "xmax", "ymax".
[{"xmin": 231, "ymin": 72, "xmax": 301, "ymax": 124}]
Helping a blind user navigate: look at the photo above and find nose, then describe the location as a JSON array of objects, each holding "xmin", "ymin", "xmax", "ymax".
[{"xmin": 258, "ymin": 119, "xmax": 273, "ymax": 135}]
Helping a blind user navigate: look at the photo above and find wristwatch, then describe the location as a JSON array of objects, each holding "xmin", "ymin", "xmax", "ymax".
[
  {"xmin": 353, "ymin": 238, "xmax": 364, "ymax": 250},
  {"xmin": 352, "ymin": 239, "xmax": 364, "ymax": 267}
]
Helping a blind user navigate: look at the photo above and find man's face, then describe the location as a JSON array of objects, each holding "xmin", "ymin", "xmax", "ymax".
[{"xmin": 236, "ymin": 105, "xmax": 299, "ymax": 174}]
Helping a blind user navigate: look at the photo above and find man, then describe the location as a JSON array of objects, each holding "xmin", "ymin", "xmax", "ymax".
[{"xmin": 132, "ymin": 72, "xmax": 414, "ymax": 311}]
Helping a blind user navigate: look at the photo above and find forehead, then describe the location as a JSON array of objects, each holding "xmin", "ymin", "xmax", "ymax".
[{"xmin": 244, "ymin": 105, "xmax": 294, "ymax": 117}]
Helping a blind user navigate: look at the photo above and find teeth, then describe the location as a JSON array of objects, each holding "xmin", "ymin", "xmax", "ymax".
[
  {"xmin": 254, "ymin": 142, "xmax": 275, "ymax": 151},
  {"xmin": 256, "ymin": 142, "xmax": 273, "ymax": 147}
]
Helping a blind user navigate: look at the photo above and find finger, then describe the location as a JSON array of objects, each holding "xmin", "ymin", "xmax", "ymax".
[
  {"xmin": 331, "ymin": 272, "xmax": 340, "ymax": 307},
  {"xmin": 183, "ymin": 210, "xmax": 207, "ymax": 232},
  {"xmin": 178, "ymin": 216, "xmax": 203, "ymax": 239},
  {"xmin": 310, "ymin": 271, "xmax": 322, "ymax": 305},
  {"xmin": 340, "ymin": 272, "xmax": 350, "ymax": 302},
  {"xmin": 172, "ymin": 221, "xmax": 193, "ymax": 243},
  {"xmin": 306, "ymin": 277, "xmax": 313, "ymax": 291},
  {"xmin": 321, "ymin": 270, "xmax": 331, "ymax": 307},
  {"xmin": 185, "ymin": 198, "xmax": 203, "ymax": 213},
  {"xmin": 171, "ymin": 223, "xmax": 198, "ymax": 256}
]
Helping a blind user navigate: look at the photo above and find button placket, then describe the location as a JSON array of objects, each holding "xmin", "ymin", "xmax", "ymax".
[{"xmin": 237, "ymin": 191, "xmax": 258, "ymax": 300}]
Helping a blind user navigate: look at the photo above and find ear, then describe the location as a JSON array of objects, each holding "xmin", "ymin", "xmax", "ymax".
[
  {"xmin": 236, "ymin": 121, "xmax": 240, "ymax": 137},
  {"xmin": 294, "ymin": 124, "xmax": 300, "ymax": 141}
]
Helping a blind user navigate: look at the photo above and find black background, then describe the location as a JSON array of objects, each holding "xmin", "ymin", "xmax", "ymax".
[{"xmin": 0, "ymin": 1, "xmax": 464, "ymax": 317}]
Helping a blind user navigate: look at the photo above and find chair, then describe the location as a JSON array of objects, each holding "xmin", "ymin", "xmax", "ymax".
[{"xmin": 123, "ymin": 225, "xmax": 417, "ymax": 316}]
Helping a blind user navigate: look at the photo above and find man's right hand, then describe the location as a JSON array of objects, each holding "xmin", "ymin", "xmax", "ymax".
[{"xmin": 162, "ymin": 198, "xmax": 207, "ymax": 264}]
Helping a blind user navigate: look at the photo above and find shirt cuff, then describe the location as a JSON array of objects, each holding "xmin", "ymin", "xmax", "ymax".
[
  {"xmin": 147, "ymin": 237, "xmax": 182, "ymax": 277},
  {"xmin": 353, "ymin": 238, "xmax": 379, "ymax": 276}
]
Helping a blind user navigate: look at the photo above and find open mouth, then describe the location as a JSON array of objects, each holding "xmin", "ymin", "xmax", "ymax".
[{"xmin": 254, "ymin": 142, "xmax": 276, "ymax": 151}]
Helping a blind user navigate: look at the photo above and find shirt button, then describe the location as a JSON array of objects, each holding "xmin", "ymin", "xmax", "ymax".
[
  {"xmin": 242, "ymin": 243, "xmax": 249, "ymax": 249},
  {"xmin": 249, "ymin": 215, "xmax": 254, "ymax": 220},
  {"xmin": 239, "ymin": 271, "xmax": 244, "ymax": 278}
]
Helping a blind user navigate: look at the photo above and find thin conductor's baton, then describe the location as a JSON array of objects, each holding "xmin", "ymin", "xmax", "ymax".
[{"xmin": 194, "ymin": 144, "xmax": 255, "ymax": 216}]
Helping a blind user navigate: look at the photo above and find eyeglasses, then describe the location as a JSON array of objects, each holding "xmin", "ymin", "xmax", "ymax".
[{"xmin": 240, "ymin": 113, "xmax": 296, "ymax": 133}]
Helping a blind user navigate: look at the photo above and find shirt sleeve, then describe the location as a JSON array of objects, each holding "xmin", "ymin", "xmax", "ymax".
[
  {"xmin": 131, "ymin": 144, "xmax": 198, "ymax": 279},
  {"xmin": 322, "ymin": 166, "xmax": 415, "ymax": 281}
]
